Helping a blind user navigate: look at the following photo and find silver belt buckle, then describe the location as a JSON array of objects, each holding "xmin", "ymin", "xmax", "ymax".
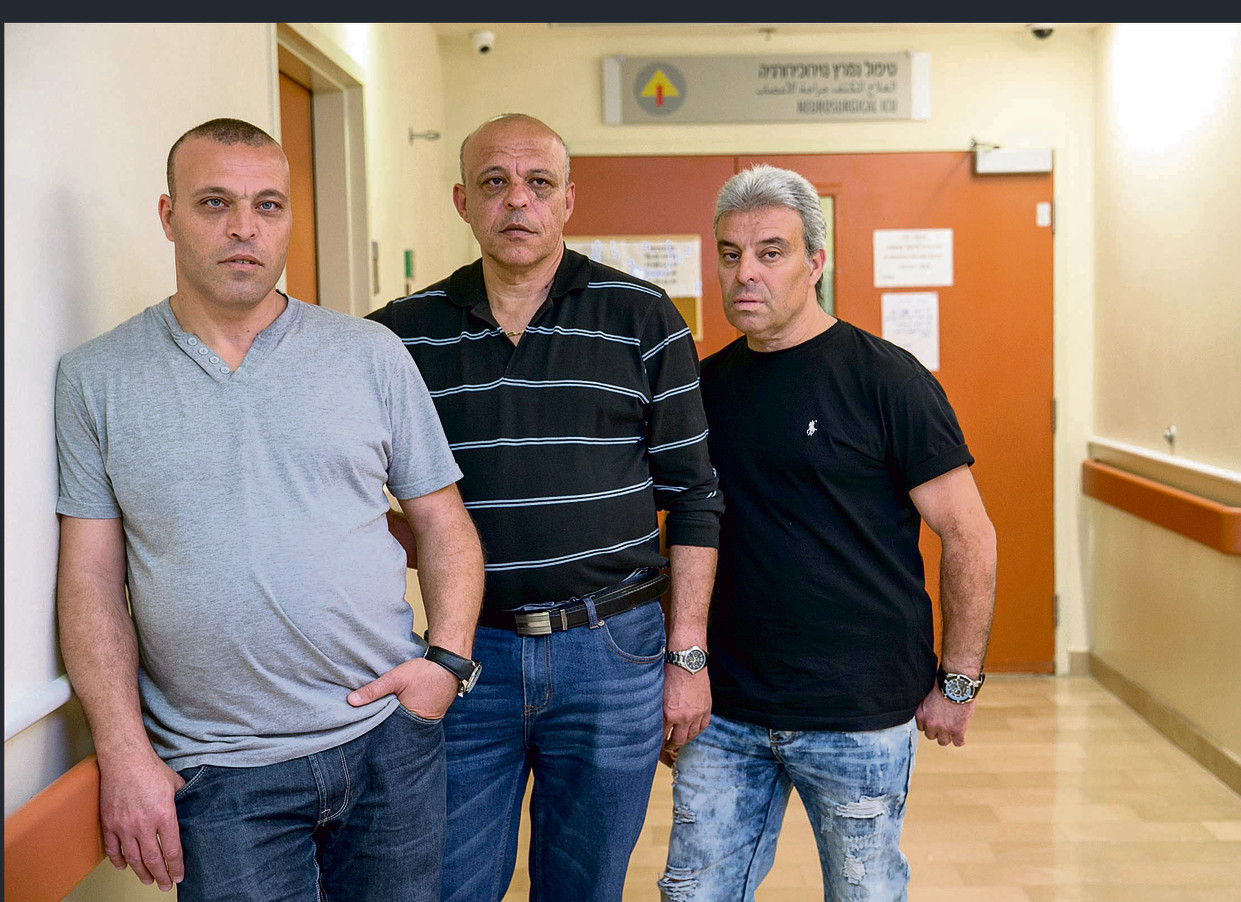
[{"xmin": 513, "ymin": 611, "xmax": 553, "ymax": 636}]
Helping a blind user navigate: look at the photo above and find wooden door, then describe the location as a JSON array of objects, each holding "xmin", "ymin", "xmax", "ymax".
[
  {"xmin": 567, "ymin": 153, "xmax": 1054, "ymax": 673},
  {"xmin": 278, "ymin": 72, "xmax": 319, "ymax": 304}
]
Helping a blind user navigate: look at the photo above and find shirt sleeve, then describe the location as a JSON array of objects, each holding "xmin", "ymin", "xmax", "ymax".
[
  {"xmin": 55, "ymin": 355, "xmax": 122, "ymax": 519},
  {"xmin": 364, "ymin": 301, "xmax": 392, "ymax": 329},
  {"xmin": 375, "ymin": 327, "xmax": 464, "ymax": 501},
  {"xmin": 639, "ymin": 294, "xmax": 724, "ymax": 548},
  {"xmin": 887, "ymin": 370, "xmax": 975, "ymax": 491}
]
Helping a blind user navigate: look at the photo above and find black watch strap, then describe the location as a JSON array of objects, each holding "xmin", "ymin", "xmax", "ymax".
[
  {"xmin": 936, "ymin": 666, "xmax": 985, "ymax": 704},
  {"xmin": 424, "ymin": 645, "xmax": 482, "ymax": 696}
]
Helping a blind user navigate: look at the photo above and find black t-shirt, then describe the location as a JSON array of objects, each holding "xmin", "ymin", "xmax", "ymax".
[{"xmin": 700, "ymin": 320, "xmax": 974, "ymax": 731}]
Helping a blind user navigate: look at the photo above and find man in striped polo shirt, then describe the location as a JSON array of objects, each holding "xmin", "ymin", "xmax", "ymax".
[{"xmin": 367, "ymin": 113, "xmax": 723, "ymax": 902}]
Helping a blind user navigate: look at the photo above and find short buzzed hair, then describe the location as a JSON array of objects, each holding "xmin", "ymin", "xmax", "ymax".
[
  {"xmin": 458, "ymin": 113, "xmax": 571, "ymax": 184},
  {"xmin": 166, "ymin": 118, "xmax": 280, "ymax": 199},
  {"xmin": 714, "ymin": 164, "xmax": 828, "ymax": 301}
]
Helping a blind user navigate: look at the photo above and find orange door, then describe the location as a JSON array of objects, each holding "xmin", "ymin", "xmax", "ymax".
[
  {"xmin": 567, "ymin": 153, "xmax": 1054, "ymax": 672},
  {"xmin": 566, "ymin": 156, "xmax": 739, "ymax": 358},
  {"xmin": 278, "ymin": 72, "xmax": 319, "ymax": 304}
]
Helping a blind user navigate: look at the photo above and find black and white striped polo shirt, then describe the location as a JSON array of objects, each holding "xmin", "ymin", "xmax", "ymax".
[{"xmin": 368, "ymin": 248, "xmax": 723, "ymax": 612}]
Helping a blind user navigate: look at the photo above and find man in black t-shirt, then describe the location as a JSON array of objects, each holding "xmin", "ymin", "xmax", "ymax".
[{"xmin": 659, "ymin": 164, "xmax": 997, "ymax": 901}]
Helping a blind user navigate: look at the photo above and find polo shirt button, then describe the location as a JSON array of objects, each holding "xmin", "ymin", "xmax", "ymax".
[
  {"xmin": 187, "ymin": 337, "xmax": 199, "ymax": 346},
  {"xmin": 198, "ymin": 347, "xmax": 209, "ymax": 355},
  {"xmin": 209, "ymin": 356, "xmax": 220, "ymax": 364},
  {"xmin": 219, "ymin": 366, "xmax": 230, "ymax": 374}
]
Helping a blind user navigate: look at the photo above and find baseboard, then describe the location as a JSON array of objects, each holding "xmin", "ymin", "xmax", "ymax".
[
  {"xmin": 1089, "ymin": 654, "xmax": 1241, "ymax": 796},
  {"xmin": 1066, "ymin": 651, "xmax": 1091, "ymax": 676}
]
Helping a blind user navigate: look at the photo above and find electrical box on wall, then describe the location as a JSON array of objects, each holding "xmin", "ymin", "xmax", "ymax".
[
  {"xmin": 371, "ymin": 241, "xmax": 380, "ymax": 295},
  {"xmin": 973, "ymin": 147, "xmax": 1053, "ymax": 174}
]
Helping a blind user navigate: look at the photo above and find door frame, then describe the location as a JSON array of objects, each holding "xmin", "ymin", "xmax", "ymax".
[{"xmin": 275, "ymin": 23, "xmax": 370, "ymax": 317}]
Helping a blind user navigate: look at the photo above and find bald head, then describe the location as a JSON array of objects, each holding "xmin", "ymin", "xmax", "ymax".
[
  {"xmin": 167, "ymin": 118, "xmax": 282, "ymax": 201},
  {"xmin": 458, "ymin": 113, "xmax": 570, "ymax": 185}
]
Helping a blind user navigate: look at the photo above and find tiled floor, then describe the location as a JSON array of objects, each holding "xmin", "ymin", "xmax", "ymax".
[{"xmin": 500, "ymin": 676, "xmax": 1241, "ymax": 900}]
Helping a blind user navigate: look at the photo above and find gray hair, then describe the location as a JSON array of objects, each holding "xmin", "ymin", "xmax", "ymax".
[
  {"xmin": 714, "ymin": 164, "xmax": 828, "ymax": 300},
  {"xmin": 458, "ymin": 113, "xmax": 570, "ymax": 184}
]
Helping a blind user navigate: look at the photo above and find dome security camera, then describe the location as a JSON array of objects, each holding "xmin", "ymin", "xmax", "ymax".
[
  {"xmin": 1026, "ymin": 23, "xmax": 1055, "ymax": 40},
  {"xmin": 471, "ymin": 31, "xmax": 495, "ymax": 54}
]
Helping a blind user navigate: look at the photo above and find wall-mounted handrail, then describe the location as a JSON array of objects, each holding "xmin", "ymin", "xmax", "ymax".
[
  {"xmin": 3, "ymin": 754, "xmax": 104, "ymax": 901},
  {"xmin": 1089, "ymin": 437, "xmax": 1241, "ymax": 488},
  {"xmin": 4, "ymin": 675, "xmax": 72, "ymax": 742},
  {"xmin": 1082, "ymin": 459, "xmax": 1241, "ymax": 555}
]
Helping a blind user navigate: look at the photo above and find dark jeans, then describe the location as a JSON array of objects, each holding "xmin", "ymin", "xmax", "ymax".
[
  {"xmin": 441, "ymin": 597, "xmax": 667, "ymax": 902},
  {"xmin": 174, "ymin": 706, "xmax": 446, "ymax": 901}
]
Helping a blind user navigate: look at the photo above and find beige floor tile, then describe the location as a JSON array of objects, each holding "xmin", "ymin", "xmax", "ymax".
[
  {"xmin": 907, "ymin": 890, "xmax": 1033, "ymax": 902},
  {"xmin": 499, "ymin": 677, "xmax": 1241, "ymax": 901},
  {"xmin": 1202, "ymin": 820, "xmax": 1241, "ymax": 841}
]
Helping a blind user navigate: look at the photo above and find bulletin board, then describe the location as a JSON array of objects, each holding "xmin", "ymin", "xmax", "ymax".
[{"xmin": 565, "ymin": 234, "xmax": 704, "ymax": 339}]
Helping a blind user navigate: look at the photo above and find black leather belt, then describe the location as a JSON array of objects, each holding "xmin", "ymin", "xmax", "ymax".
[{"xmin": 478, "ymin": 571, "xmax": 670, "ymax": 637}]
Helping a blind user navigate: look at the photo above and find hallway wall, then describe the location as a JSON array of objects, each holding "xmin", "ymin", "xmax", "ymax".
[{"xmin": 1089, "ymin": 23, "xmax": 1241, "ymax": 765}]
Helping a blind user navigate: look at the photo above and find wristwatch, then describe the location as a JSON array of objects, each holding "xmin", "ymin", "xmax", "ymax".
[
  {"xmin": 424, "ymin": 645, "xmax": 482, "ymax": 697},
  {"xmin": 937, "ymin": 666, "xmax": 985, "ymax": 704},
  {"xmin": 665, "ymin": 646, "xmax": 708, "ymax": 674}
]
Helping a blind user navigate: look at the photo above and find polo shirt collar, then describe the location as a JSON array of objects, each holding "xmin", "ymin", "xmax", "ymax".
[{"xmin": 444, "ymin": 245, "xmax": 592, "ymax": 310}]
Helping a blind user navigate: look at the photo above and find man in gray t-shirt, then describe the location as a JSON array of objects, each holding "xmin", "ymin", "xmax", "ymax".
[{"xmin": 54, "ymin": 118, "xmax": 485, "ymax": 901}]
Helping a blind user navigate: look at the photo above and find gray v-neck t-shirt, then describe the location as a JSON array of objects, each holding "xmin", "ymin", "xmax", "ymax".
[{"xmin": 56, "ymin": 296, "xmax": 462, "ymax": 769}]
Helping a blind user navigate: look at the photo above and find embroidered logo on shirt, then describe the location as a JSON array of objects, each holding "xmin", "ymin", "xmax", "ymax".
[{"xmin": 806, "ymin": 419, "xmax": 818, "ymax": 436}]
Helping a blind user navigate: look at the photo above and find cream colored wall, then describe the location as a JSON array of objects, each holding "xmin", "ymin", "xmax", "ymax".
[
  {"xmin": 1095, "ymin": 23, "xmax": 1241, "ymax": 468},
  {"xmin": 1090, "ymin": 24, "xmax": 1241, "ymax": 759},
  {"xmin": 306, "ymin": 23, "xmax": 458, "ymax": 312},
  {"xmin": 434, "ymin": 23, "xmax": 1099, "ymax": 673}
]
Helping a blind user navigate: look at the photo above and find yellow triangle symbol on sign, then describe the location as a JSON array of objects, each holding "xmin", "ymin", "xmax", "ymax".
[{"xmin": 640, "ymin": 70, "xmax": 679, "ymax": 101}]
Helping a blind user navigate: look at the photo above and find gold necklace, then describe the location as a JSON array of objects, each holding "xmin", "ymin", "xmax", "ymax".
[{"xmin": 503, "ymin": 328, "xmax": 525, "ymax": 338}]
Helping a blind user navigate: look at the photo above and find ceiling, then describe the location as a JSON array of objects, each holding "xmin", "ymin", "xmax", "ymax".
[{"xmin": 430, "ymin": 22, "xmax": 1097, "ymax": 39}]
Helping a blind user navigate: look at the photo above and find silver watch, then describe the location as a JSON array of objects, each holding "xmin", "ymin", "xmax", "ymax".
[
  {"xmin": 937, "ymin": 666, "xmax": 984, "ymax": 704},
  {"xmin": 665, "ymin": 646, "xmax": 708, "ymax": 674}
]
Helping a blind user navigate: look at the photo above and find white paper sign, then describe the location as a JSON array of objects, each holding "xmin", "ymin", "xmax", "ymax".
[
  {"xmin": 565, "ymin": 235, "xmax": 702, "ymax": 298},
  {"xmin": 881, "ymin": 292, "xmax": 940, "ymax": 371},
  {"xmin": 873, "ymin": 229, "xmax": 953, "ymax": 288}
]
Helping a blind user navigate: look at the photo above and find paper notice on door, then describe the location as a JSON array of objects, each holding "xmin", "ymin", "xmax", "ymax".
[
  {"xmin": 881, "ymin": 292, "xmax": 939, "ymax": 371},
  {"xmin": 873, "ymin": 229, "xmax": 953, "ymax": 287},
  {"xmin": 564, "ymin": 235, "xmax": 702, "ymax": 298}
]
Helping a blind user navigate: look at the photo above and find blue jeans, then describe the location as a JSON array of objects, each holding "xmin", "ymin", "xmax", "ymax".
[
  {"xmin": 441, "ymin": 596, "xmax": 666, "ymax": 902},
  {"xmin": 661, "ymin": 714, "xmax": 917, "ymax": 902},
  {"xmin": 174, "ymin": 706, "xmax": 446, "ymax": 901}
]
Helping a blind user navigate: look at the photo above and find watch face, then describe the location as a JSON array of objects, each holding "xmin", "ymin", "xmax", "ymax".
[
  {"xmin": 668, "ymin": 647, "xmax": 707, "ymax": 673},
  {"xmin": 683, "ymin": 648, "xmax": 707, "ymax": 672},
  {"xmin": 944, "ymin": 674, "xmax": 975, "ymax": 702}
]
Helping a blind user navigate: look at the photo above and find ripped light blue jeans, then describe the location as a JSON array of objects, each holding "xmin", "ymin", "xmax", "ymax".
[{"xmin": 660, "ymin": 714, "xmax": 917, "ymax": 902}]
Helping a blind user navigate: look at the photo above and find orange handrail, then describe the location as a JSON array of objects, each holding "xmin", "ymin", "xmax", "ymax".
[
  {"xmin": 4, "ymin": 754, "xmax": 105, "ymax": 902},
  {"xmin": 1082, "ymin": 459, "xmax": 1241, "ymax": 555}
]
